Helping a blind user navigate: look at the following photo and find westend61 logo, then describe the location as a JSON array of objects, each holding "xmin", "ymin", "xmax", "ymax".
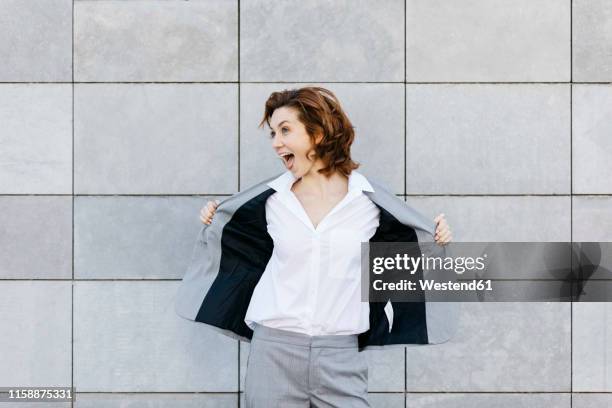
[
  {"xmin": 371, "ymin": 253, "xmax": 487, "ymax": 275},
  {"xmin": 363, "ymin": 242, "xmax": 612, "ymax": 302}
]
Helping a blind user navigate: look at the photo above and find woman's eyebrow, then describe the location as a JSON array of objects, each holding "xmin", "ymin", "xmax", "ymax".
[{"xmin": 270, "ymin": 120, "xmax": 290, "ymax": 131}]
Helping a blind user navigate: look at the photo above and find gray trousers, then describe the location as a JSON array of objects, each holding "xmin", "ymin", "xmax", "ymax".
[{"xmin": 244, "ymin": 322, "xmax": 370, "ymax": 408}]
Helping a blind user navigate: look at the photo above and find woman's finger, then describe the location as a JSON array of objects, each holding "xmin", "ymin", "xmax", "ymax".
[
  {"xmin": 439, "ymin": 228, "xmax": 451, "ymax": 238},
  {"xmin": 436, "ymin": 226, "xmax": 449, "ymax": 238}
]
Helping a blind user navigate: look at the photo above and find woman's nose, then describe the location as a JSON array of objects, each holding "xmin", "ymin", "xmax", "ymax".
[{"xmin": 271, "ymin": 135, "xmax": 282, "ymax": 147}]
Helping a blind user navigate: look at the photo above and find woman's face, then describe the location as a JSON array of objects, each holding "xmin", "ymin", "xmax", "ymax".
[{"xmin": 269, "ymin": 106, "xmax": 322, "ymax": 178}]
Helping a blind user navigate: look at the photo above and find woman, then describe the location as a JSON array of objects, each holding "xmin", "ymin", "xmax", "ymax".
[{"xmin": 198, "ymin": 87, "xmax": 452, "ymax": 407}]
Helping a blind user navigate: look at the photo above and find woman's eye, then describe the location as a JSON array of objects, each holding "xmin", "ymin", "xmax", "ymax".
[{"xmin": 270, "ymin": 128, "xmax": 288, "ymax": 138}]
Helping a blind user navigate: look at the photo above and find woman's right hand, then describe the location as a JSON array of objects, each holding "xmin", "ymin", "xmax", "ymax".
[{"xmin": 200, "ymin": 200, "xmax": 220, "ymax": 225}]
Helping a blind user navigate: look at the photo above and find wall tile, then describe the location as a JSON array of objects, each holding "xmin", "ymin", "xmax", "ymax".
[
  {"xmin": 572, "ymin": 85, "xmax": 612, "ymax": 194},
  {"xmin": 369, "ymin": 392, "xmax": 405, "ymax": 407},
  {"xmin": 0, "ymin": 196, "xmax": 72, "ymax": 279},
  {"xmin": 74, "ymin": 393, "xmax": 237, "ymax": 407},
  {"xmin": 0, "ymin": 0, "xmax": 71, "ymax": 81},
  {"xmin": 74, "ymin": 84, "xmax": 238, "ymax": 194},
  {"xmin": 74, "ymin": 281, "xmax": 238, "ymax": 391},
  {"xmin": 0, "ymin": 84, "xmax": 72, "ymax": 194},
  {"xmin": 240, "ymin": 0, "xmax": 404, "ymax": 82},
  {"xmin": 573, "ymin": 303, "xmax": 612, "ymax": 392},
  {"xmin": 405, "ymin": 393, "xmax": 570, "ymax": 407},
  {"xmin": 573, "ymin": 196, "xmax": 612, "ymax": 242},
  {"xmin": 0, "ymin": 400, "xmax": 68, "ymax": 408},
  {"xmin": 405, "ymin": 303, "xmax": 571, "ymax": 391},
  {"xmin": 405, "ymin": 196, "xmax": 571, "ymax": 242},
  {"xmin": 573, "ymin": 0, "xmax": 612, "ymax": 82},
  {"xmin": 0, "ymin": 282, "xmax": 71, "ymax": 387},
  {"xmin": 74, "ymin": 0, "xmax": 237, "ymax": 82},
  {"xmin": 573, "ymin": 393, "xmax": 612, "ymax": 408},
  {"xmin": 75, "ymin": 195, "xmax": 224, "ymax": 279},
  {"xmin": 406, "ymin": 0, "xmax": 570, "ymax": 82},
  {"xmin": 406, "ymin": 85, "xmax": 570, "ymax": 194}
]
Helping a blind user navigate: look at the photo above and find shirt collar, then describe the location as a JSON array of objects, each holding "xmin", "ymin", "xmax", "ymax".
[{"xmin": 267, "ymin": 170, "xmax": 375, "ymax": 193}]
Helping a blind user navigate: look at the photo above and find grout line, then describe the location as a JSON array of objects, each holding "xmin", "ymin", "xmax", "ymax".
[
  {"xmin": 237, "ymin": 1, "xmax": 241, "ymax": 406},
  {"xmin": 7, "ymin": 278, "xmax": 612, "ymax": 282},
  {"xmin": 403, "ymin": 193, "xmax": 596, "ymax": 197},
  {"xmin": 404, "ymin": 0, "xmax": 408, "ymax": 404},
  {"xmin": 6, "ymin": 81, "xmax": 612, "ymax": 85},
  {"xmin": 71, "ymin": 1, "xmax": 75, "ymax": 406},
  {"xmin": 403, "ymin": 0, "xmax": 407, "ymax": 203},
  {"xmin": 237, "ymin": 0, "xmax": 241, "ymax": 194},
  {"xmin": 0, "ymin": 194, "xmax": 235, "ymax": 197},
  {"xmin": 403, "ymin": 391, "xmax": 584, "ymax": 394},
  {"xmin": 5, "ymin": 81, "xmax": 612, "ymax": 84},
  {"xmin": 66, "ymin": 391, "xmax": 610, "ymax": 394},
  {"xmin": 570, "ymin": 0, "xmax": 573, "ymax": 405},
  {"xmin": 4, "ymin": 193, "xmax": 612, "ymax": 197}
]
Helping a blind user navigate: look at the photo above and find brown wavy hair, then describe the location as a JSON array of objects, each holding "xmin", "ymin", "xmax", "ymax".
[{"xmin": 258, "ymin": 86, "xmax": 360, "ymax": 178}]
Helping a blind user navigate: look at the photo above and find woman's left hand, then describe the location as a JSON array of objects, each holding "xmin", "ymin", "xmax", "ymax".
[{"xmin": 434, "ymin": 213, "xmax": 452, "ymax": 245}]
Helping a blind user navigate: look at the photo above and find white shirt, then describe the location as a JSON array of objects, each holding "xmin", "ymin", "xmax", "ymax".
[{"xmin": 244, "ymin": 170, "xmax": 381, "ymax": 336}]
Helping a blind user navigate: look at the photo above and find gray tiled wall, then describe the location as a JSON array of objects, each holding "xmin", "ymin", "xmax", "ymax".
[{"xmin": 1, "ymin": 1, "xmax": 610, "ymax": 407}]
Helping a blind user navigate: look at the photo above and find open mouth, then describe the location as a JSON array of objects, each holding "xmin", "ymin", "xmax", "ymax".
[{"xmin": 279, "ymin": 153, "xmax": 295, "ymax": 169}]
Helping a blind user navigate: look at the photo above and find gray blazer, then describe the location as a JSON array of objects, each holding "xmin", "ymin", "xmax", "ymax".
[{"xmin": 174, "ymin": 171, "xmax": 460, "ymax": 351}]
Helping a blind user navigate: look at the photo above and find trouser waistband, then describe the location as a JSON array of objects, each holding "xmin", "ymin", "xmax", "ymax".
[{"xmin": 251, "ymin": 322, "xmax": 359, "ymax": 349}]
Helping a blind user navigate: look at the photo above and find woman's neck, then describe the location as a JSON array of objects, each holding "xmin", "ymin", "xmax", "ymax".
[{"xmin": 292, "ymin": 166, "xmax": 349, "ymax": 197}]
